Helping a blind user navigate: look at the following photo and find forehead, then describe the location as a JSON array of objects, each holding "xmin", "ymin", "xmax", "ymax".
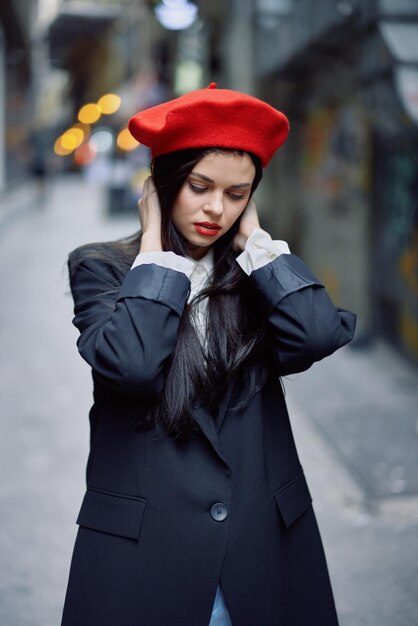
[{"xmin": 191, "ymin": 151, "xmax": 256, "ymax": 184}]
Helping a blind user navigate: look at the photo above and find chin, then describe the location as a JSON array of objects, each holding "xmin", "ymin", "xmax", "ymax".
[
  {"xmin": 186, "ymin": 238, "xmax": 214, "ymax": 251},
  {"xmin": 185, "ymin": 231, "xmax": 221, "ymax": 247}
]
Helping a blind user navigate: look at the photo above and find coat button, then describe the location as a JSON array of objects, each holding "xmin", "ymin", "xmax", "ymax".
[{"xmin": 210, "ymin": 502, "xmax": 228, "ymax": 522}]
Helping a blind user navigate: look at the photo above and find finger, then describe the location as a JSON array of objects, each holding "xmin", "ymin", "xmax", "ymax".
[{"xmin": 142, "ymin": 177, "xmax": 150, "ymax": 195}]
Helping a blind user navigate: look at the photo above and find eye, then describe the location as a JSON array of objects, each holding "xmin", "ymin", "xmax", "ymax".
[
  {"xmin": 227, "ymin": 192, "xmax": 245, "ymax": 201},
  {"xmin": 188, "ymin": 182, "xmax": 207, "ymax": 194}
]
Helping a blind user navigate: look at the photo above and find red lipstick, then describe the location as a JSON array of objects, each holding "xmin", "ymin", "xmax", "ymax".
[{"xmin": 193, "ymin": 222, "xmax": 222, "ymax": 237}]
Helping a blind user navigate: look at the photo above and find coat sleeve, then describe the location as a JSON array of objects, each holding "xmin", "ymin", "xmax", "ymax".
[
  {"xmin": 69, "ymin": 256, "xmax": 191, "ymax": 396},
  {"xmin": 248, "ymin": 253, "xmax": 356, "ymax": 376}
]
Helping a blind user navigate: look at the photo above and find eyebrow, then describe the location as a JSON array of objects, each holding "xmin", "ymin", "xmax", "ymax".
[{"xmin": 190, "ymin": 171, "xmax": 252, "ymax": 189}]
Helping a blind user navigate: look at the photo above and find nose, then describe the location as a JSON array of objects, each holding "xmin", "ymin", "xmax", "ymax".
[{"xmin": 203, "ymin": 191, "xmax": 223, "ymax": 217}]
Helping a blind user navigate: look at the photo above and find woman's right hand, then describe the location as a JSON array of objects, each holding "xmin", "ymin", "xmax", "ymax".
[{"xmin": 139, "ymin": 176, "xmax": 163, "ymax": 252}]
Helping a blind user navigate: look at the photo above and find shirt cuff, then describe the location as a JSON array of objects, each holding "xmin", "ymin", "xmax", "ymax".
[
  {"xmin": 236, "ymin": 228, "xmax": 291, "ymax": 276},
  {"xmin": 131, "ymin": 251, "xmax": 195, "ymax": 279}
]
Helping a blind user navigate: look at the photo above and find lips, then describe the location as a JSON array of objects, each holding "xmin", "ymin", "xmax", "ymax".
[{"xmin": 193, "ymin": 222, "xmax": 222, "ymax": 237}]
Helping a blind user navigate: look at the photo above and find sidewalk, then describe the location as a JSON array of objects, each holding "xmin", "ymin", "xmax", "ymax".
[
  {"xmin": 285, "ymin": 341, "xmax": 418, "ymax": 626},
  {"xmin": 0, "ymin": 179, "xmax": 40, "ymax": 233},
  {"xmin": 289, "ymin": 338, "xmax": 418, "ymax": 503},
  {"xmin": 0, "ymin": 174, "xmax": 417, "ymax": 625}
]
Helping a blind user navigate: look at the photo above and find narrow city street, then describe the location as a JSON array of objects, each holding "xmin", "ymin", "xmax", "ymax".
[{"xmin": 0, "ymin": 174, "xmax": 417, "ymax": 626}]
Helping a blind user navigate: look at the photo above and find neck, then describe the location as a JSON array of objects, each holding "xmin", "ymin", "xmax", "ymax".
[{"xmin": 185, "ymin": 244, "xmax": 212, "ymax": 261}]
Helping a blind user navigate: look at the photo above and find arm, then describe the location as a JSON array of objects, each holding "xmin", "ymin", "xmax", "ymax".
[
  {"xmin": 235, "ymin": 201, "xmax": 356, "ymax": 376},
  {"xmin": 70, "ymin": 256, "xmax": 190, "ymax": 396},
  {"xmin": 247, "ymin": 254, "xmax": 356, "ymax": 375},
  {"xmin": 70, "ymin": 176, "xmax": 192, "ymax": 396}
]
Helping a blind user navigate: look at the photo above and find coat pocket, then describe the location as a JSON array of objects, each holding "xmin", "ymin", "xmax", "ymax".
[
  {"xmin": 274, "ymin": 473, "xmax": 313, "ymax": 528},
  {"xmin": 76, "ymin": 488, "xmax": 148, "ymax": 540}
]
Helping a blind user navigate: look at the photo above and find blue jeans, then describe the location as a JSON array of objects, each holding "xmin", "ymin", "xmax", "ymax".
[{"xmin": 208, "ymin": 585, "xmax": 232, "ymax": 626}]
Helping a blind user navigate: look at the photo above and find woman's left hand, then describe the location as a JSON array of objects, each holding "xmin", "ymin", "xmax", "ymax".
[{"xmin": 233, "ymin": 199, "xmax": 260, "ymax": 251}]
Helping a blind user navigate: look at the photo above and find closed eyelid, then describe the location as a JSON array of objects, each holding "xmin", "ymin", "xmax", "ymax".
[
  {"xmin": 191, "ymin": 171, "xmax": 252, "ymax": 187},
  {"xmin": 188, "ymin": 181, "xmax": 206, "ymax": 189},
  {"xmin": 188, "ymin": 177, "xmax": 206, "ymax": 186},
  {"xmin": 188, "ymin": 179, "xmax": 248, "ymax": 200},
  {"xmin": 189, "ymin": 178, "xmax": 247, "ymax": 191},
  {"xmin": 188, "ymin": 181, "xmax": 207, "ymax": 194}
]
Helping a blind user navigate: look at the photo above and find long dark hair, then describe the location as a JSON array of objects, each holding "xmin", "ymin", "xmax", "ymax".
[{"xmin": 69, "ymin": 147, "xmax": 270, "ymax": 437}]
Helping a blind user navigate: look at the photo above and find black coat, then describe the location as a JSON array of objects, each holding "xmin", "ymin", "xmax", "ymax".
[{"xmin": 61, "ymin": 252, "xmax": 356, "ymax": 626}]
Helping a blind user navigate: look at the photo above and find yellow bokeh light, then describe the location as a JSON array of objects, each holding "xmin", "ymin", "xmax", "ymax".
[
  {"xmin": 117, "ymin": 127, "xmax": 140, "ymax": 151},
  {"xmin": 61, "ymin": 126, "xmax": 86, "ymax": 151},
  {"xmin": 78, "ymin": 103, "xmax": 102, "ymax": 124},
  {"xmin": 54, "ymin": 137, "xmax": 72, "ymax": 156},
  {"xmin": 61, "ymin": 133, "xmax": 78, "ymax": 151},
  {"xmin": 54, "ymin": 122, "xmax": 93, "ymax": 157},
  {"xmin": 98, "ymin": 93, "xmax": 121, "ymax": 115},
  {"xmin": 68, "ymin": 126, "xmax": 85, "ymax": 144}
]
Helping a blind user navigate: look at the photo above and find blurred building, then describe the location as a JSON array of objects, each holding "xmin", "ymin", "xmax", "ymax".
[
  {"xmin": 48, "ymin": 0, "xmax": 155, "ymax": 114},
  {"xmin": 0, "ymin": 0, "xmax": 39, "ymax": 189},
  {"xmin": 0, "ymin": 1, "xmax": 165, "ymax": 191},
  {"xmin": 46, "ymin": 1, "xmax": 169, "ymax": 211}
]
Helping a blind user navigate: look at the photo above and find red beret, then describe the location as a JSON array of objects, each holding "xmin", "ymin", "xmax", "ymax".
[{"xmin": 128, "ymin": 83, "xmax": 289, "ymax": 168}]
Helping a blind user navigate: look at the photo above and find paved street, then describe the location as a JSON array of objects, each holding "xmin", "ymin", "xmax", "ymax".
[{"xmin": 0, "ymin": 174, "xmax": 417, "ymax": 626}]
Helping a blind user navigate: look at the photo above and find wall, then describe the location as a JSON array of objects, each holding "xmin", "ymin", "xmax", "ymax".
[
  {"xmin": 0, "ymin": 27, "xmax": 5, "ymax": 191},
  {"xmin": 261, "ymin": 58, "xmax": 372, "ymax": 324},
  {"xmin": 373, "ymin": 135, "xmax": 418, "ymax": 361}
]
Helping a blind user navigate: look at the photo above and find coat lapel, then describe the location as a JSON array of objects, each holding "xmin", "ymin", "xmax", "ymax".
[
  {"xmin": 214, "ymin": 381, "xmax": 235, "ymax": 433},
  {"xmin": 192, "ymin": 379, "xmax": 236, "ymax": 468},
  {"xmin": 192, "ymin": 405, "xmax": 230, "ymax": 467}
]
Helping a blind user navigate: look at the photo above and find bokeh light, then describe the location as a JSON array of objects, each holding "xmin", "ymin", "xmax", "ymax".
[
  {"xmin": 98, "ymin": 93, "xmax": 122, "ymax": 115},
  {"xmin": 117, "ymin": 127, "xmax": 140, "ymax": 151},
  {"xmin": 54, "ymin": 137, "xmax": 73, "ymax": 156},
  {"xmin": 74, "ymin": 141, "xmax": 97, "ymax": 166},
  {"xmin": 60, "ymin": 133, "xmax": 78, "ymax": 151},
  {"xmin": 61, "ymin": 127, "xmax": 84, "ymax": 150},
  {"xmin": 155, "ymin": 0, "xmax": 198, "ymax": 30},
  {"xmin": 89, "ymin": 129, "xmax": 114, "ymax": 153},
  {"xmin": 78, "ymin": 103, "xmax": 102, "ymax": 124},
  {"xmin": 54, "ymin": 123, "xmax": 92, "ymax": 157}
]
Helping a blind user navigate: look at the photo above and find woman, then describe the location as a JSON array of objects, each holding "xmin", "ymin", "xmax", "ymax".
[{"xmin": 61, "ymin": 84, "xmax": 355, "ymax": 626}]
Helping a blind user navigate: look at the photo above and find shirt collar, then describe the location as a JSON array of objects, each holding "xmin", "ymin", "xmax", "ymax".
[
  {"xmin": 186, "ymin": 248, "xmax": 214, "ymax": 294},
  {"xmin": 187, "ymin": 247, "xmax": 214, "ymax": 276}
]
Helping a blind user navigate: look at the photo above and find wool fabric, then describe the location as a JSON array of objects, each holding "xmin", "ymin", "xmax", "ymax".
[{"xmin": 128, "ymin": 82, "xmax": 289, "ymax": 168}]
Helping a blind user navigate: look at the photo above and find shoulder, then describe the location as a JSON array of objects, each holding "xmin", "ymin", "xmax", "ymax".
[{"xmin": 67, "ymin": 242, "xmax": 132, "ymax": 298}]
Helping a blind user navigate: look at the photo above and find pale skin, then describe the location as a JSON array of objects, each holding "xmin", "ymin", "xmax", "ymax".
[{"xmin": 139, "ymin": 152, "xmax": 262, "ymax": 259}]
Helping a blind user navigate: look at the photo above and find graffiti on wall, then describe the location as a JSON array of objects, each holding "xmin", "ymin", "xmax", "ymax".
[
  {"xmin": 302, "ymin": 103, "xmax": 370, "ymax": 215},
  {"xmin": 379, "ymin": 145, "xmax": 418, "ymax": 359},
  {"xmin": 300, "ymin": 101, "xmax": 371, "ymax": 315},
  {"xmin": 383, "ymin": 150, "xmax": 418, "ymax": 257}
]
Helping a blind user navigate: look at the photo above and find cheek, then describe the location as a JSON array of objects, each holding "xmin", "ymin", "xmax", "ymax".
[
  {"xmin": 171, "ymin": 197, "xmax": 186, "ymax": 228},
  {"xmin": 225, "ymin": 204, "xmax": 247, "ymax": 228},
  {"xmin": 171, "ymin": 193, "xmax": 193, "ymax": 228}
]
